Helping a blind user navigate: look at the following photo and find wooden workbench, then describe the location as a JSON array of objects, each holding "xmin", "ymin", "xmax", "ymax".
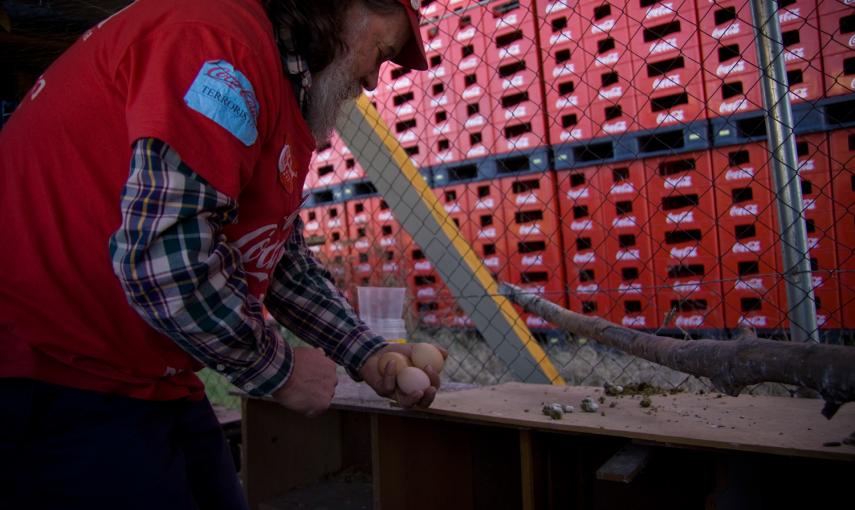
[{"xmin": 241, "ymin": 380, "xmax": 855, "ymax": 510}]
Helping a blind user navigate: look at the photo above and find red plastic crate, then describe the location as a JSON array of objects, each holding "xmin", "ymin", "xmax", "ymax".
[
  {"xmin": 455, "ymin": 62, "xmax": 494, "ymax": 106},
  {"xmin": 769, "ymin": 135, "xmax": 843, "ymax": 330},
  {"xmin": 625, "ymin": 0, "xmax": 698, "ymax": 24},
  {"xmin": 458, "ymin": 124, "xmax": 498, "ymax": 161},
  {"xmin": 433, "ymin": 185, "xmax": 475, "ymax": 242},
  {"xmin": 776, "ymin": 0, "xmax": 821, "ymax": 28},
  {"xmin": 712, "ymin": 144, "xmax": 786, "ymax": 329},
  {"xmin": 451, "ymin": 17, "xmax": 489, "ymax": 75},
  {"xmin": 556, "ymin": 167, "xmax": 611, "ymax": 270},
  {"xmin": 467, "ymin": 180, "xmax": 513, "ymax": 281},
  {"xmin": 697, "ymin": 0, "xmax": 759, "ymax": 43},
  {"xmin": 566, "ymin": 260, "xmax": 618, "ymax": 320},
  {"xmin": 492, "ymin": 94, "xmax": 548, "ymax": 153},
  {"xmin": 819, "ymin": 0, "xmax": 855, "ymax": 56},
  {"xmin": 828, "ymin": 129, "xmax": 855, "ymax": 328},
  {"xmin": 721, "ymin": 275, "xmax": 787, "ymax": 330},
  {"xmin": 427, "ymin": 135, "xmax": 463, "ymax": 167},
  {"xmin": 421, "ymin": 15, "xmax": 453, "ymax": 60},
  {"xmin": 654, "ymin": 257, "xmax": 726, "ymax": 330},
  {"xmin": 646, "ymin": 152, "xmax": 716, "ymax": 202},
  {"xmin": 775, "ymin": 247, "xmax": 844, "ymax": 330},
  {"xmin": 424, "ymin": 76, "xmax": 454, "ymax": 114},
  {"xmin": 539, "ymin": 2, "xmax": 585, "ymax": 51},
  {"xmin": 578, "ymin": 0, "xmax": 632, "ymax": 34},
  {"xmin": 545, "ymin": 85, "xmax": 594, "ymax": 144},
  {"xmin": 300, "ymin": 206, "xmax": 325, "ymax": 238},
  {"xmin": 698, "ymin": 4, "xmax": 823, "ymax": 105},
  {"xmin": 588, "ymin": 93, "xmax": 640, "ymax": 137},
  {"xmin": 636, "ymin": 43, "xmax": 704, "ymax": 91},
  {"xmin": 483, "ymin": 0, "xmax": 538, "ymax": 64},
  {"xmin": 698, "ymin": 0, "xmax": 818, "ymax": 34},
  {"xmin": 586, "ymin": 60, "xmax": 634, "ymax": 103},
  {"xmin": 419, "ymin": 0, "xmax": 449, "ymax": 19},
  {"xmin": 378, "ymin": 61, "xmax": 421, "ymax": 98},
  {"xmin": 582, "ymin": 25, "xmax": 634, "ymax": 69},
  {"xmin": 608, "ymin": 259, "xmax": 658, "ymax": 329},
  {"xmin": 636, "ymin": 45, "xmax": 707, "ymax": 129},
  {"xmin": 501, "ymin": 172, "xmax": 568, "ymax": 320},
  {"xmin": 824, "ymin": 51, "xmax": 855, "ymax": 96},
  {"xmin": 629, "ymin": 12, "xmax": 702, "ymax": 62}
]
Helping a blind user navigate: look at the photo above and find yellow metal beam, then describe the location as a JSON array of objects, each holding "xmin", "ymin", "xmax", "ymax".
[{"xmin": 336, "ymin": 95, "xmax": 564, "ymax": 385}]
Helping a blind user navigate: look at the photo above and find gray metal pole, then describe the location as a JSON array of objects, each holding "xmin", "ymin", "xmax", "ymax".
[{"xmin": 749, "ymin": 0, "xmax": 819, "ymax": 343}]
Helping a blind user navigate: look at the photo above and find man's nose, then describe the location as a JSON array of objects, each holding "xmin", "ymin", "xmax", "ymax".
[{"xmin": 361, "ymin": 67, "xmax": 380, "ymax": 92}]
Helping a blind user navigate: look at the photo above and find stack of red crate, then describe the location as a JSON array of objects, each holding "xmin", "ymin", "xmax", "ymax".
[
  {"xmin": 430, "ymin": 183, "xmax": 475, "ymax": 325},
  {"xmin": 578, "ymin": 0, "xmax": 639, "ymax": 137},
  {"xmin": 819, "ymin": 0, "xmax": 855, "ymax": 96},
  {"xmin": 712, "ymin": 144, "xmax": 786, "ymax": 330},
  {"xmin": 421, "ymin": 12, "xmax": 461, "ymax": 166},
  {"xmin": 500, "ymin": 171, "xmax": 567, "ymax": 329},
  {"xmin": 467, "ymin": 178, "xmax": 514, "ymax": 283},
  {"xmin": 829, "ymin": 128, "xmax": 855, "ymax": 328},
  {"xmin": 628, "ymin": 0, "xmax": 707, "ymax": 130},
  {"xmin": 538, "ymin": 0, "xmax": 594, "ymax": 143},
  {"xmin": 599, "ymin": 161, "xmax": 659, "ymax": 328},
  {"xmin": 374, "ymin": 62, "xmax": 428, "ymax": 167},
  {"xmin": 698, "ymin": 0, "xmax": 823, "ymax": 119},
  {"xmin": 557, "ymin": 166, "xmax": 613, "ymax": 320},
  {"xmin": 305, "ymin": 132, "xmax": 364, "ymax": 190},
  {"xmin": 647, "ymin": 151, "xmax": 725, "ymax": 330},
  {"xmin": 452, "ymin": 6, "xmax": 497, "ymax": 160},
  {"xmin": 298, "ymin": 193, "xmax": 349, "ymax": 285},
  {"xmin": 372, "ymin": 199, "xmax": 409, "ymax": 287},
  {"xmin": 344, "ymin": 196, "xmax": 376, "ymax": 287},
  {"xmin": 782, "ymin": 135, "xmax": 843, "ymax": 329},
  {"xmin": 484, "ymin": 0, "xmax": 548, "ymax": 153}
]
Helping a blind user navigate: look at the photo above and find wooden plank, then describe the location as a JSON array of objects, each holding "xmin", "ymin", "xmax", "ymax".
[
  {"xmin": 419, "ymin": 383, "xmax": 855, "ymax": 461},
  {"xmin": 371, "ymin": 414, "xmax": 475, "ymax": 510},
  {"xmin": 242, "ymin": 399, "xmax": 344, "ymax": 509},
  {"xmin": 519, "ymin": 430, "xmax": 536, "ymax": 510},
  {"xmin": 595, "ymin": 444, "xmax": 651, "ymax": 483}
]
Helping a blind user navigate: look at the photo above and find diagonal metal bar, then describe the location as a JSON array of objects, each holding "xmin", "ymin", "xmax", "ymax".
[{"xmin": 336, "ymin": 94, "xmax": 564, "ymax": 385}]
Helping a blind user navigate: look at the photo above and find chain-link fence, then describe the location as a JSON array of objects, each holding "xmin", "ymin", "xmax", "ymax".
[
  {"xmin": 2, "ymin": 0, "xmax": 852, "ymax": 402},
  {"xmin": 303, "ymin": 0, "xmax": 855, "ymax": 393}
]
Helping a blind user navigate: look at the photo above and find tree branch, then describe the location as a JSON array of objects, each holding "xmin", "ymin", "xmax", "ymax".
[{"xmin": 499, "ymin": 282, "xmax": 855, "ymax": 419}]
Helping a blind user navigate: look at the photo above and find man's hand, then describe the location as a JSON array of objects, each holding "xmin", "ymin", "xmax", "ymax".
[
  {"xmin": 359, "ymin": 343, "xmax": 448, "ymax": 409},
  {"xmin": 272, "ymin": 347, "xmax": 337, "ymax": 417}
]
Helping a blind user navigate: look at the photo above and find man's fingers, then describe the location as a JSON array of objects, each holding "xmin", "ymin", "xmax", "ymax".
[
  {"xmin": 396, "ymin": 389, "xmax": 424, "ymax": 408},
  {"xmin": 418, "ymin": 386, "xmax": 437, "ymax": 408}
]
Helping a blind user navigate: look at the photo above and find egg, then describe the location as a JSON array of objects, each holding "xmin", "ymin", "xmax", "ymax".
[
  {"xmin": 379, "ymin": 351, "xmax": 411, "ymax": 376},
  {"xmin": 410, "ymin": 343, "xmax": 444, "ymax": 373},
  {"xmin": 396, "ymin": 366, "xmax": 431, "ymax": 394}
]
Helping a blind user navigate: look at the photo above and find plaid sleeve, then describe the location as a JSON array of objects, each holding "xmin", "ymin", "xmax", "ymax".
[
  {"xmin": 264, "ymin": 215, "xmax": 387, "ymax": 381},
  {"xmin": 108, "ymin": 137, "xmax": 292, "ymax": 396}
]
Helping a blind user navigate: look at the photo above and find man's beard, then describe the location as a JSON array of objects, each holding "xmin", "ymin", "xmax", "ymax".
[{"xmin": 305, "ymin": 42, "xmax": 361, "ymax": 145}]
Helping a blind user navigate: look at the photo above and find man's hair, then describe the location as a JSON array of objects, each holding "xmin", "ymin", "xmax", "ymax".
[{"xmin": 265, "ymin": 0, "xmax": 405, "ymax": 73}]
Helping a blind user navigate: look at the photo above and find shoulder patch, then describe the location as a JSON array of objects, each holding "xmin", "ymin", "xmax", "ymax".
[{"xmin": 184, "ymin": 60, "xmax": 260, "ymax": 146}]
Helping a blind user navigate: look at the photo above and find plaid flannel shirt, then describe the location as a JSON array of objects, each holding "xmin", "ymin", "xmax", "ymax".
[{"xmin": 109, "ymin": 138, "xmax": 386, "ymax": 396}]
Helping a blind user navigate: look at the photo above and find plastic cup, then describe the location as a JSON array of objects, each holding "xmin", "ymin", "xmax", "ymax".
[{"xmin": 357, "ymin": 287, "xmax": 407, "ymax": 343}]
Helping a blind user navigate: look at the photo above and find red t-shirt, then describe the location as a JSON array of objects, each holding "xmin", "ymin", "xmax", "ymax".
[{"xmin": 0, "ymin": 0, "xmax": 315, "ymax": 400}]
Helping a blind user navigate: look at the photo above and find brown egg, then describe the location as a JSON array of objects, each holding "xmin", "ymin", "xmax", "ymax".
[
  {"xmin": 397, "ymin": 366, "xmax": 431, "ymax": 394},
  {"xmin": 410, "ymin": 343, "xmax": 444, "ymax": 373},
  {"xmin": 379, "ymin": 351, "xmax": 411, "ymax": 376}
]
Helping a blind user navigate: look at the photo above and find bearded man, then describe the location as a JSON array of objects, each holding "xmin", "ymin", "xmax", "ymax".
[{"xmin": 0, "ymin": 1, "xmax": 442, "ymax": 508}]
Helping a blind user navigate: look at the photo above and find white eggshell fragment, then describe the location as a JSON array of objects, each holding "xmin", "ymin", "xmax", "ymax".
[
  {"xmin": 410, "ymin": 343, "xmax": 444, "ymax": 373},
  {"xmin": 396, "ymin": 366, "xmax": 431, "ymax": 394}
]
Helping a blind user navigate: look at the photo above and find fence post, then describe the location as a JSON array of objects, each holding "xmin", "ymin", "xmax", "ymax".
[{"xmin": 749, "ymin": 0, "xmax": 819, "ymax": 343}]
